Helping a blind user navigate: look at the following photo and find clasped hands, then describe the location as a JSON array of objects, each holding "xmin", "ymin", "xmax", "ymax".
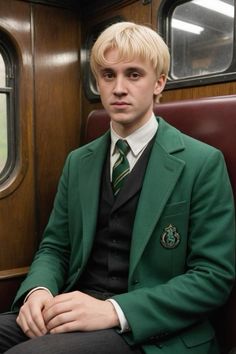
[{"xmin": 16, "ymin": 289, "xmax": 119, "ymax": 338}]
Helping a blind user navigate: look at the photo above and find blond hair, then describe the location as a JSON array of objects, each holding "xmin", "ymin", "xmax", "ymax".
[{"xmin": 90, "ymin": 21, "xmax": 170, "ymax": 80}]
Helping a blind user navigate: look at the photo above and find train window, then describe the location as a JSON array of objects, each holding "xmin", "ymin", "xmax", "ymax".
[
  {"xmin": 0, "ymin": 36, "xmax": 16, "ymax": 184},
  {"xmin": 159, "ymin": 0, "xmax": 235, "ymax": 89}
]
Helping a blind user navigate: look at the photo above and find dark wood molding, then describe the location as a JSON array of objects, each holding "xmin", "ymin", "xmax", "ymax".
[
  {"xmin": 19, "ymin": 0, "xmax": 139, "ymax": 15},
  {"xmin": 20, "ymin": 0, "xmax": 81, "ymax": 10},
  {"xmin": 80, "ymin": 0, "xmax": 138, "ymax": 16},
  {"xmin": 0, "ymin": 267, "xmax": 29, "ymax": 280}
]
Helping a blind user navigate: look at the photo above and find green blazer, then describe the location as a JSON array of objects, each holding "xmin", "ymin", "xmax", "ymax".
[{"xmin": 13, "ymin": 117, "xmax": 235, "ymax": 354}]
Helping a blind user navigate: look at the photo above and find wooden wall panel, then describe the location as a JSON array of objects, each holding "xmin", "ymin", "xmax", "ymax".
[
  {"xmin": 162, "ymin": 81, "xmax": 236, "ymax": 103},
  {"xmin": 33, "ymin": 4, "xmax": 81, "ymax": 235}
]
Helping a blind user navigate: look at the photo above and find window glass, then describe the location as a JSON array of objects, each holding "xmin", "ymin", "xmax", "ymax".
[
  {"xmin": 0, "ymin": 93, "xmax": 7, "ymax": 173},
  {"xmin": 169, "ymin": 0, "xmax": 234, "ymax": 79}
]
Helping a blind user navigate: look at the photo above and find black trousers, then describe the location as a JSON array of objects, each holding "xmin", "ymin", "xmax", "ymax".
[{"xmin": 0, "ymin": 313, "xmax": 143, "ymax": 354}]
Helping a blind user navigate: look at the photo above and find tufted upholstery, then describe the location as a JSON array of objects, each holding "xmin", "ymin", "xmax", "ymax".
[{"xmin": 85, "ymin": 95, "xmax": 236, "ymax": 353}]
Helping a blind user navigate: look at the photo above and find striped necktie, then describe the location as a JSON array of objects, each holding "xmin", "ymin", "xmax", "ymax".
[{"xmin": 112, "ymin": 139, "xmax": 130, "ymax": 196}]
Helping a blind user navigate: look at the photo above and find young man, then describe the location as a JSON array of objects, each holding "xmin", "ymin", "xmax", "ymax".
[{"xmin": 0, "ymin": 22, "xmax": 235, "ymax": 354}]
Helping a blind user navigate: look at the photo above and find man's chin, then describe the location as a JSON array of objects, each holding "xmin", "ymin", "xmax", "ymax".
[{"xmin": 109, "ymin": 112, "xmax": 134, "ymax": 124}]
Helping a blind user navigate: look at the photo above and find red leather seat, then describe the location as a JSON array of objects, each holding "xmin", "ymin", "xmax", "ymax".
[{"xmin": 85, "ymin": 95, "xmax": 236, "ymax": 353}]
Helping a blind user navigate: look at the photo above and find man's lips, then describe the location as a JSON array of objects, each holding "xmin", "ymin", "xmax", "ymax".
[{"xmin": 111, "ymin": 102, "xmax": 131, "ymax": 107}]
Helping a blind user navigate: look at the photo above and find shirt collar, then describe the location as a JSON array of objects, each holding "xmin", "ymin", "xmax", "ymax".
[{"xmin": 110, "ymin": 113, "xmax": 158, "ymax": 157}]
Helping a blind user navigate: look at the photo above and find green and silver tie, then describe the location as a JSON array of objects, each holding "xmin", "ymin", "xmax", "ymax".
[{"xmin": 112, "ymin": 139, "xmax": 130, "ymax": 196}]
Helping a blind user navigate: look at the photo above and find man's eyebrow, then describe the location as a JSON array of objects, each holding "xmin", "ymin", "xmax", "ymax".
[
  {"xmin": 125, "ymin": 67, "xmax": 146, "ymax": 73},
  {"xmin": 99, "ymin": 66, "xmax": 146, "ymax": 72},
  {"xmin": 99, "ymin": 67, "xmax": 114, "ymax": 73}
]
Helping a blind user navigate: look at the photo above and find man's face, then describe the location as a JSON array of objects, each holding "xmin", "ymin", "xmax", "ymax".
[{"xmin": 96, "ymin": 48, "xmax": 166, "ymax": 137}]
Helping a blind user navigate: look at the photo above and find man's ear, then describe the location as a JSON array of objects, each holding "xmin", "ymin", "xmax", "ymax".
[{"xmin": 154, "ymin": 74, "xmax": 167, "ymax": 96}]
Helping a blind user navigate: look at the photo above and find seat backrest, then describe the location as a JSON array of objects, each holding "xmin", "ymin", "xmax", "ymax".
[
  {"xmin": 86, "ymin": 95, "xmax": 236, "ymax": 196},
  {"xmin": 85, "ymin": 95, "xmax": 236, "ymax": 352}
]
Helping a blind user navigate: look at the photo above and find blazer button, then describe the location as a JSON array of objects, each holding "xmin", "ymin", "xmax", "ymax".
[{"xmin": 132, "ymin": 279, "xmax": 139, "ymax": 285}]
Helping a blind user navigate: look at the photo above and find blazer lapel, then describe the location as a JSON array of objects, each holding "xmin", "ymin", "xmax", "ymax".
[
  {"xmin": 78, "ymin": 133, "xmax": 110, "ymax": 265},
  {"xmin": 129, "ymin": 118, "xmax": 186, "ymax": 280}
]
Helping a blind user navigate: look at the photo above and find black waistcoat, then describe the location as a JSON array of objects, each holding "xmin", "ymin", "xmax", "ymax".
[{"xmin": 78, "ymin": 139, "xmax": 154, "ymax": 297}]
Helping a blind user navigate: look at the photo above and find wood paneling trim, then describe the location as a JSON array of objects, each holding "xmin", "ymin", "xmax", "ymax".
[
  {"xmin": 81, "ymin": 0, "xmax": 138, "ymax": 17},
  {"xmin": 0, "ymin": 267, "xmax": 29, "ymax": 280},
  {"xmin": 0, "ymin": 160, "xmax": 28, "ymax": 199}
]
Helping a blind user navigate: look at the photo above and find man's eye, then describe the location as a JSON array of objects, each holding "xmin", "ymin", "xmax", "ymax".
[
  {"xmin": 103, "ymin": 72, "xmax": 114, "ymax": 80},
  {"xmin": 129, "ymin": 72, "xmax": 141, "ymax": 80}
]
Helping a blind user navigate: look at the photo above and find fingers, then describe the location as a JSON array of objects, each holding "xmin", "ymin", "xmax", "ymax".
[
  {"xmin": 43, "ymin": 291, "xmax": 119, "ymax": 333},
  {"xmin": 43, "ymin": 292, "xmax": 88, "ymax": 333},
  {"xmin": 46, "ymin": 312, "xmax": 76, "ymax": 333},
  {"xmin": 17, "ymin": 303, "xmax": 48, "ymax": 338},
  {"xmin": 48, "ymin": 320, "xmax": 82, "ymax": 334},
  {"xmin": 16, "ymin": 289, "xmax": 53, "ymax": 338},
  {"xmin": 17, "ymin": 290, "xmax": 119, "ymax": 336},
  {"xmin": 43, "ymin": 295, "xmax": 75, "ymax": 332}
]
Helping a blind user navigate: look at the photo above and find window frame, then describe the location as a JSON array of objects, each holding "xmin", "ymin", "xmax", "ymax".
[
  {"xmin": 0, "ymin": 33, "xmax": 17, "ymax": 184},
  {"xmin": 158, "ymin": 0, "xmax": 236, "ymax": 90}
]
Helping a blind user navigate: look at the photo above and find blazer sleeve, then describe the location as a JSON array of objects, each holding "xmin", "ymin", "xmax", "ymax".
[
  {"xmin": 112, "ymin": 148, "xmax": 235, "ymax": 345},
  {"xmin": 12, "ymin": 153, "xmax": 73, "ymax": 310}
]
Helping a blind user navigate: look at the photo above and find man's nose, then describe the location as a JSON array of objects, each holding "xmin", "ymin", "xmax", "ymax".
[{"xmin": 113, "ymin": 77, "xmax": 127, "ymax": 96}]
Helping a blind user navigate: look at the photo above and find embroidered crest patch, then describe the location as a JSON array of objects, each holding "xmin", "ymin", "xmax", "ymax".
[{"xmin": 160, "ymin": 224, "xmax": 180, "ymax": 249}]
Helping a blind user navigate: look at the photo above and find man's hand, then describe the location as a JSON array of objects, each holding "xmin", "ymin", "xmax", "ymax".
[
  {"xmin": 43, "ymin": 291, "xmax": 119, "ymax": 334},
  {"xmin": 16, "ymin": 289, "xmax": 53, "ymax": 338}
]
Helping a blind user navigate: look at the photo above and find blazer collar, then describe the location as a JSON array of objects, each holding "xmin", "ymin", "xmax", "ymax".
[
  {"xmin": 156, "ymin": 116, "xmax": 185, "ymax": 154},
  {"xmin": 78, "ymin": 132, "xmax": 110, "ymax": 265}
]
